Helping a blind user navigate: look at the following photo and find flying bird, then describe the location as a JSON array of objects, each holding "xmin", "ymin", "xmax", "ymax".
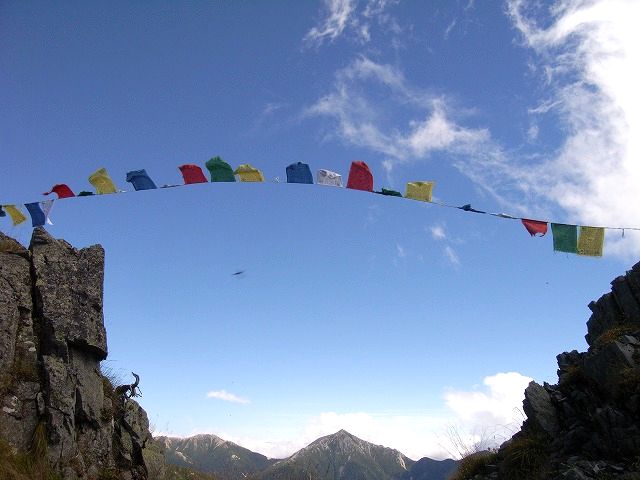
[{"xmin": 232, "ymin": 270, "xmax": 245, "ymax": 276}]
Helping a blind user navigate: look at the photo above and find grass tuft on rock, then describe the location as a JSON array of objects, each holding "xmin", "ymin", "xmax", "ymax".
[{"xmin": 448, "ymin": 450, "xmax": 498, "ymax": 480}]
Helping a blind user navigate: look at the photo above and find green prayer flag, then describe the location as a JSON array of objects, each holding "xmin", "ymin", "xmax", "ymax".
[
  {"xmin": 205, "ymin": 156, "xmax": 236, "ymax": 182},
  {"xmin": 378, "ymin": 188, "xmax": 402, "ymax": 197},
  {"xmin": 551, "ymin": 223, "xmax": 578, "ymax": 253}
]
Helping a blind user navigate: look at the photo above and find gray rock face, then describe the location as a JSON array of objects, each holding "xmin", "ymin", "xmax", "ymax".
[
  {"xmin": 465, "ymin": 261, "xmax": 640, "ymax": 479},
  {"xmin": 0, "ymin": 228, "xmax": 151, "ymax": 479},
  {"xmin": 30, "ymin": 227, "xmax": 108, "ymax": 359},
  {"xmin": 523, "ymin": 382, "xmax": 559, "ymax": 437},
  {"xmin": 0, "ymin": 231, "xmax": 40, "ymax": 451}
]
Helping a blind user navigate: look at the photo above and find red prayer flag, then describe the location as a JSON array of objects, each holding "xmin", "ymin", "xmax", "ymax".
[
  {"xmin": 346, "ymin": 161, "xmax": 373, "ymax": 192},
  {"xmin": 178, "ymin": 164, "xmax": 207, "ymax": 184},
  {"xmin": 43, "ymin": 184, "xmax": 75, "ymax": 198},
  {"xmin": 521, "ymin": 219, "xmax": 548, "ymax": 237}
]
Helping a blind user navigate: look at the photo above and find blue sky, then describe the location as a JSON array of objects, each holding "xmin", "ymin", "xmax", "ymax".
[{"xmin": 2, "ymin": 0, "xmax": 639, "ymax": 460}]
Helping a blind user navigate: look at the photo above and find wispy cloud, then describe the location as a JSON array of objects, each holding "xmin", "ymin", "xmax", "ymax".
[
  {"xmin": 206, "ymin": 390, "xmax": 250, "ymax": 405},
  {"xmin": 305, "ymin": 56, "xmax": 496, "ymax": 175},
  {"xmin": 495, "ymin": 0, "xmax": 640, "ymax": 256},
  {"xmin": 443, "ymin": 245, "xmax": 460, "ymax": 267},
  {"xmin": 396, "ymin": 243, "xmax": 406, "ymax": 258},
  {"xmin": 304, "ymin": 0, "xmax": 401, "ymax": 47},
  {"xmin": 307, "ymin": 0, "xmax": 640, "ymax": 257},
  {"xmin": 304, "ymin": 0, "xmax": 356, "ymax": 46}
]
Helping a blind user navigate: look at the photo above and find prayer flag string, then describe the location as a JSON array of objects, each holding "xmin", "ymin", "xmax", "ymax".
[{"xmin": 2, "ymin": 159, "xmax": 639, "ymax": 258}]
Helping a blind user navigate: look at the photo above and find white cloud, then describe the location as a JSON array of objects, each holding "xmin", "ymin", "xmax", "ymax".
[
  {"xmin": 305, "ymin": 57, "xmax": 494, "ymax": 175},
  {"xmin": 307, "ymin": 1, "xmax": 640, "ymax": 257},
  {"xmin": 496, "ymin": 0, "xmax": 640, "ymax": 257},
  {"xmin": 430, "ymin": 224, "xmax": 447, "ymax": 241},
  {"xmin": 396, "ymin": 243, "xmax": 406, "ymax": 258},
  {"xmin": 443, "ymin": 245, "xmax": 461, "ymax": 267},
  {"xmin": 206, "ymin": 390, "xmax": 250, "ymax": 405},
  {"xmin": 444, "ymin": 19, "xmax": 457, "ymax": 39},
  {"xmin": 211, "ymin": 372, "xmax": 532, "ymax": 461},
  {"xmin": 439, "ymin": 372, "xmax": 533, "ymax": 458},
  {"xmin": 444, "ymin": 372, "xmax": 532, "ymax": 427},
  {"xmin": 304, "ymin": 0, "xmax": 356, "ymax": 46},
  {"xmin": 225, "ymin": 411, "xmax": 453, "ymax": 461},
  {"xmin": 304, "ymin": 0, "xmax": 401, "ymax": 47}
]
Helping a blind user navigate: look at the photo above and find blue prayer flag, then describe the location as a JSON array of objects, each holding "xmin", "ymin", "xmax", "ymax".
[
  {"xmin": 286, "ymin": 162, "xmax": 313, "ymax": 184},
  {"xmin": 126, "ymin": 169, "xmax": 157, "ymax": 191},
  {"xmin": 25, "ymin": 202, "xmax": 46, "ymax": 227}
]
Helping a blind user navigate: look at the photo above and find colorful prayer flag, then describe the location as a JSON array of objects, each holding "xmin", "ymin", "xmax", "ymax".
[
  {"xmin": 578, "ymin": 226, "xmax": 605, "ymax": 257},
  {"xmin": 378, "ymin": 188, "xmax": 402, "ymax": 197},
  {"xmin": 234, "ymin": 164, "xmax": 264, "ymax": 182},
  {"xmin": 178, "ymin": 164, "xmax": 208, "ymax": 184},
  {"xmin": 25, "ymin": 201, "xmax": 54, "ymax": 227},
  {"xmin": 88, "ymin": 168, "xmax": 117, "ymax": 194},
  {"xmin": 551, "ymin": 223, "xmax": 578, "ymax": 253},
  {"xmin": 3, "ymin": 205, "xmax": 27, "ymax": 226},
  {"xmin": 346, "ymin": 161, "xmax": 373, "ymax": 192},
  {"xmin": 205, "ymin": 157, "xmax": 235, "ymax": 182},
  {"xmin": 286, "ymin": 162, "xmax": 313, "ymax": 184},
  {"xmin": 405, "ymin": 181, "xmax": 434, "ymax": 202},
  {"xmin": 521, "ymin": 219, "xmax": 548, "ymax": 237},
  {"xmin": 43, "ymin": 184, "xmax": 75, "ymax": 198},
  {"xmin": 126, "ymin": 169, "xmax": 157, "ymax": 190},
  {"xmin": 316, "ymin": 169, "xmax": 342, "ymax": 186}
]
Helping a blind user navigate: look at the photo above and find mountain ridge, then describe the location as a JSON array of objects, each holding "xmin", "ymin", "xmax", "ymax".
[
  {"xmin": 158, "ymin": 433, "xmax": 275, "ymax": 480},
  {"xmin": 160, "ymin": 430, "xmax": 457, "ymax": 480}
]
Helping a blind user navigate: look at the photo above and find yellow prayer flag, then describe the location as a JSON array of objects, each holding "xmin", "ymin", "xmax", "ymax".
[
  {"xmin": 405, "ymin": 181, "xmax": 434, "ymax": 202},
  {"xmin": 88, "ymin": 167, "xmax": 117, "ymax": 194},
  {"xmin": 234, "ymin": 164, "xmax": 264, "ymax": 182},
  {"xmin": 577, "ymin": 226, "xmax": 605, "ymax": 257},
  {"xmin": 3, "ymin": 205, "xmax": 27, "ymax": 226}
]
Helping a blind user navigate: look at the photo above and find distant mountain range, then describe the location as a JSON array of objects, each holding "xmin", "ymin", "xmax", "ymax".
[
  {"xmin": 157, "ymin": 434, "xmax": 275, "ymax": 479},
  {"xmin": 158, "ymin": 430, "xmax": 457, "ymax": 480}
]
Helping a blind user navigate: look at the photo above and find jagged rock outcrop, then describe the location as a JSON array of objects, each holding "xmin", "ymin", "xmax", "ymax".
[
  {"xmin": 0, "ymin": 228, "xmax": 152, "ymax": 479},
  {"xmin": 461, "ymin": 262, "xmax": 640, "ymax": 480}
]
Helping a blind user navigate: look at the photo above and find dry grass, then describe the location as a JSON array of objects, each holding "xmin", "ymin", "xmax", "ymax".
[
  {"xmin": 498, "ymin": 430, "xmax": 550, "ymax": 480},
  {"xmin": 448, "ymin": 450, "xmax": 497, "ymax": 480},
  {"xmin": 594, "ymin": 325, "xmax": 635, "ymax": 348},
  {"xmin": 0, "ymin": 423, "xmax": 62, "ymax": 480}
]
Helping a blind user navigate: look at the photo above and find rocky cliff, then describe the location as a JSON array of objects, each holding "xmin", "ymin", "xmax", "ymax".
[
  {"xmin": 0, "ymin": 228, "xmax": 152, "ymax": 479},
  {"xmin": 456, "ymin": 262, "xmax": 640, "ymax": 480}
]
